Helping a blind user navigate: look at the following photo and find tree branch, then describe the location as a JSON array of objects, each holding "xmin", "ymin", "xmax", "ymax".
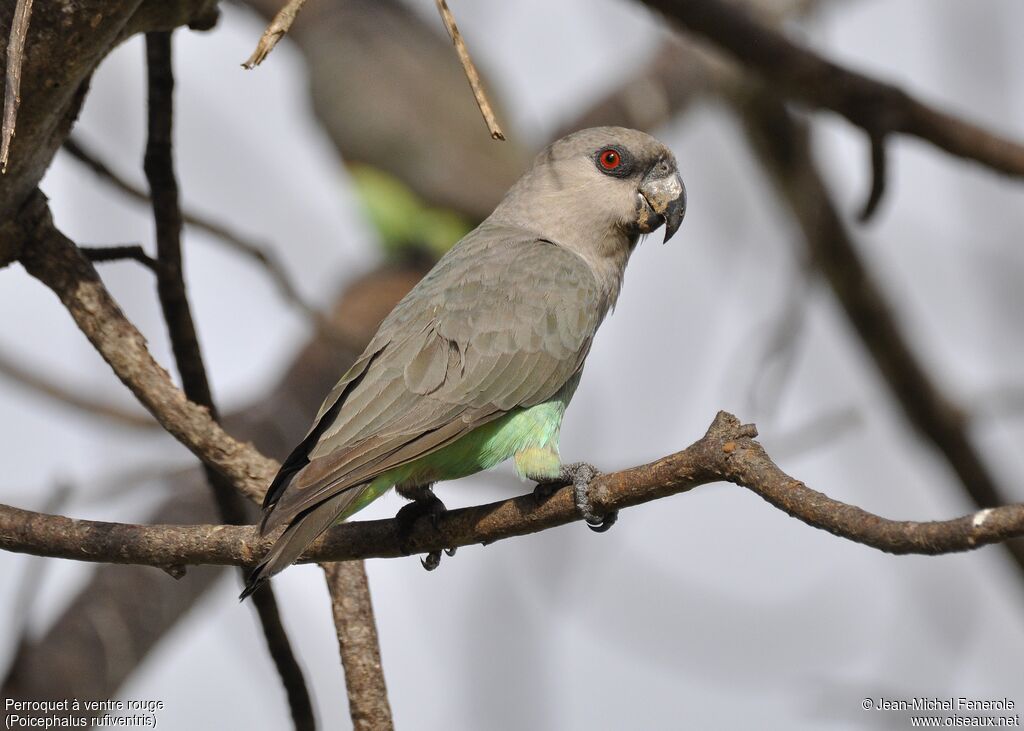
[
  {"xmin": 322, "ymin": 562, "xmax": 394, "ymax": 731},
  {"xmin": 0, "ymin": 0, "xmax": 219, "ymax": 268},
  {"xmin": 16, "ymin": 193, "xmax": 276, "ymax": 502},
  {"xmin": 80, "ymin": 244, "xmax": 160, "ymax": 274},
  {"xmin": 242, "ymin": 0, "xmax": 308, "ymax": 69},
  {"xmin": 433, "ymin": 0, "xmax": 505, "ymax": 141},
  {"xmin": 642, "ymin": 0, "xmax": 1024, "ymax": 183},
  {"xmin": 1, "ymin": 479, "xmax": 224, "ymax": 720},
  {"xmin": 3, "ymin": 412, "xmax": 1022, "ymax": 570}
]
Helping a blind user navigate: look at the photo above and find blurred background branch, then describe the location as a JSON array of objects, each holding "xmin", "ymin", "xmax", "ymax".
[{"xmin": 142, "ymin": 30, "xmax": 313, "ymax": 730}]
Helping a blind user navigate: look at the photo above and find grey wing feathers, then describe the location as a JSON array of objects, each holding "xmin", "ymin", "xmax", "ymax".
[{"xmin": 261, "ymin": 223, "xmax": 603, "ymax": 534}]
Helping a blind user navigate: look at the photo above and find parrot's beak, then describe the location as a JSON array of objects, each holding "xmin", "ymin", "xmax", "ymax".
[{"xmin": 638, "ymin": 167, "xmax": 686, "ymax": 243}]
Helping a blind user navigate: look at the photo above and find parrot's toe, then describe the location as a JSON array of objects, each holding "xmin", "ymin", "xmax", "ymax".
[
  {"xmin": 418, "ymin": 546, "xmax": 457, "ymax": 571},
  {"xmin": 561, "ymin": 462, "xmax": 619, "ymax": 532}
]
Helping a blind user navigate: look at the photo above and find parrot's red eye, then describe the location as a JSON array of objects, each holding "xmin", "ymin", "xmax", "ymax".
[{"xmin": 599, "ymin": 149, "xmax": 621, "ymax": 170}]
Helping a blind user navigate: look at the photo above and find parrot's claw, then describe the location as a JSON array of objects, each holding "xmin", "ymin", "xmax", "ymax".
[
  {"xmin": 420, "ymin": 546, "xmax": 458, "ymax": 571},
  {"xmin": 561, "ymin": 462, "xmax": 618, "ymax": 533}
]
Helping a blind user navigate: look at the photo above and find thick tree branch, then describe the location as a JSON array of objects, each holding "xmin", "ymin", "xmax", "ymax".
[
  {"xmin": 322, "ymin": 563, "xmax": 394, "ymax": 731},
  {"xmin": 3, "ymin": 412, "xmax": 1023, "ymax": 570},
  {"xmin": 16, "ymin": 194, "xmax": 276, "ymax": 502},
  {"xmin": 0, "ymin": 0, "xmax": 219, "ymax": 268},
  {"xmin": 642, "ymin": 0, "xmax": 1024, "ymax": 183}
]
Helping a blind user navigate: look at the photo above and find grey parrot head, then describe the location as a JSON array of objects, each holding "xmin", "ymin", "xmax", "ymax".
[{"xmin": 491, "ymin": 126, "xmax": 686, "ymax": 252}]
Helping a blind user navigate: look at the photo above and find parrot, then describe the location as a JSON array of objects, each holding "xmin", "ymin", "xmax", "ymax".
[{"xmin": 241, "ymin": 127, "xmax": 685, "ymax": 599}]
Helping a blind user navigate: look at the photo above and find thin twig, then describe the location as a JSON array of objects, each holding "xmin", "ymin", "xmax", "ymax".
[
  {"xmin": 433, "ymin": 0, "xmax": 505, "ymax": 141},
  {"xmin": 62, "ymin": 136, "xmax": 321, "ymax": 327},
  {"xmin": 143, "ymin": 32, "xmax": 315, "ymax": 731},
  {"xmin": 1, "ymin": 0, "xmax": 33, "ymax": 173},
  {"xmin": 80, "ymin": 244, "xmax": 160, "ymax": 274},
  {"xmin": 3, "ymin": 412, "xmax": 1023, "ymax": 569},
  {"xmin": 322, "ymin": 562, "xmax": 394, "ymax": 731},
  {"xmin": 242, "ymin": 0, "xmax": 309, "ymax": 69}
]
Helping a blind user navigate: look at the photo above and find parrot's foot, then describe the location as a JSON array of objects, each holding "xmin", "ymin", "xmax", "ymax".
[
  {"xmin": 533, "ymin": 463, "xmax": 618, "ymax": 532},
  {"xmin": 420, "ymin": 547, "xmax": 458, "ymax": 571},
  {"xmin": 394, "ymin": 485, "xmax": 456, "ymax": 570},
  {"xmin": 561, "ymin": 462, "xmax": 618, "ymax": 533}
]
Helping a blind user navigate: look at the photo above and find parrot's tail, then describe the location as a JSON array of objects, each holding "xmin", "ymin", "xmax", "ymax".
[{"xmin": 240, "ymin": 486, "xmax": 366, "ymax": 601}]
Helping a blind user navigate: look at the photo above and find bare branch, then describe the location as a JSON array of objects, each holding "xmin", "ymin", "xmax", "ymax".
[
  {"xmin": 322, "ymin": 562, "xmax": 394, "ymax": 731},
  {"xmin": 62, "ymin": 136, "xmax": 321, "ymax": 325},
  {"xmin": 17, "ymin": 193, "xmax": 277, "ymax": 503},
  {"xmin": 1, "ymin": 0, "xmax": 33, "ymax": 173},
  {"xmin": 80, "ymin": 244, "xmax": 160, "ymax": 274},
  {"xmin": 3, "ymin": 412, "xmax": 1023, "ymax": 570},
  {"xmin": 433, "ymin": 0, "xmax": 505, "ymax": 141},
  {"xmin": 642, "ymin": 0, "xmax": 1024, "ymax": 181},
  {"xmin": 242, "ymin": 0, "xmax": 308, "ymax": 69}
]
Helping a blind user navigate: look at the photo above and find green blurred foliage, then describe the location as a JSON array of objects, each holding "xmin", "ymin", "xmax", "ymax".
[{"xmin": 350, "ymin": 164, "xmax": 473, "ymax": 259}]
